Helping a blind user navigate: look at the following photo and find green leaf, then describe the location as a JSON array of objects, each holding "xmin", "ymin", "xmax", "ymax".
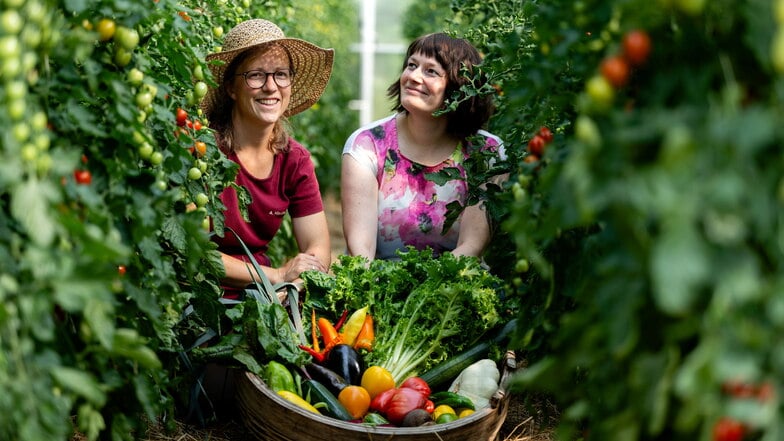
[
  {"xmin": 51, "ymin": 367, "xmax": 107, "ymax": 407},
  {"xmin": 11, "ymin": 179, "xmax": 57, "ymax": 246},
  {"xmin": 651, "ymin": 222, "xmax": 708, "ymax": 315}
]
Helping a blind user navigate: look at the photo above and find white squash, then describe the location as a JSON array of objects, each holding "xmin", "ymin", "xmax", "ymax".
[{"xmin": 447, "ymin": 359, "xmax": 500, "ymax": 409}]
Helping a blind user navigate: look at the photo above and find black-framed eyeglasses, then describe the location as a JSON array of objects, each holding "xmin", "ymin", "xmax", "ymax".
[{"xmin": 236, "ymin": 69, "xmax": 294, "ymax": 89}]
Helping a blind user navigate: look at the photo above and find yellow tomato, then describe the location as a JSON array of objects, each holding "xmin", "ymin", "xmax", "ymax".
[
  {"xmin": 338, "ymin": 385, "xmax": 371, "ymax": 419},
  {"xmin": 458, "ymin": 408, "xmax": 475, "ymax": 418},
  {"xmin": 432, "ymin": 404, "xmax": 456, "ymax": 421},
  {"xmin": 360, "ymin": 366, "xmax": 395, "ymax": 399}
]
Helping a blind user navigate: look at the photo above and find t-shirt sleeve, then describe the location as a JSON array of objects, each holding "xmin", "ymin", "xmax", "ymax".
[
  {"xmin": 342, "ymin": 129, "xmax": 379, "ymax": 176},
  {"xmin": 286, "ymin": 143, "xmax": 324, "ymax": 218}
]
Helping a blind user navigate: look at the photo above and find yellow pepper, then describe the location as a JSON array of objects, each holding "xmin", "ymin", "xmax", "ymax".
[
  {"xmin": 340, "ymin": 305, "xmax": 368, "ymax": 347},
  {"xmin": 277, "ymin": 390, "xmax": 321, "ymax": 415}
]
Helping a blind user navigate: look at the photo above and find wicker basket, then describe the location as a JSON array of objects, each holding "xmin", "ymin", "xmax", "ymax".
[{"xmin": 236, "ymin": 351, "xmax": 517, "ymax": 441}]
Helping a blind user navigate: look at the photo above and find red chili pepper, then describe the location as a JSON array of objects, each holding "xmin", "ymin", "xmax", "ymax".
[
  {"xmin": 298, "ymin": 344, "xmax": 326, "ymax": 363},
  {"xmin": 334, "ymin": 309, "xmax": 349, "ymax": 332}
]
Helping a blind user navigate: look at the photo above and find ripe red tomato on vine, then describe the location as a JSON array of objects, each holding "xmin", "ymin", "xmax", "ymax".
[
  {"xmin": 600, "ymin": 56, "xmax": 630, "ymax": 88},
  {"xmin": 74, "ymin": 169, "xmax": 92, "ymax": 185},
  {"xmin": 713, "ymin": 417, "xmax": 745, "ymax": 441},
  {"xmin": 528, "ymin": 135, "xmax": 546, "ymax": 156},
  {"xmin": 622, "ymin": 30, "xmax": 652, "ymax": 66},
  {"xmin": 175, "ymin": 108, "xmax": 188, "ymax": 127},
  {"xmin": 538, "ymin": 126, "xmax": 553, "ymax": 143}
]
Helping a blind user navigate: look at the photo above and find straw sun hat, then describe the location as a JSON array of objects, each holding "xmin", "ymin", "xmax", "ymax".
[{"xmin": 202, "ymin": 19, "xmax": 334, "ymax": 120}]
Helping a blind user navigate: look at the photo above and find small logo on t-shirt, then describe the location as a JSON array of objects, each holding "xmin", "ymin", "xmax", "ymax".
[{"xmin": 268, "ymin": 210, "xmax": 286, "ymax": 217}]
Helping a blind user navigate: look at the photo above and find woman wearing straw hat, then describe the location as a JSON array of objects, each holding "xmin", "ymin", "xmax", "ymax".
[
  {"xmin": 341, "ymin": 33, "xmax": 503, "ymax": 261},
  {"xmin": 203, "ymin": 19, "xmax": 334, "ymax": 296}
]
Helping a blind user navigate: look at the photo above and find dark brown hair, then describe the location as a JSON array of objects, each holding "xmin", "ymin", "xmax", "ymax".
[
  {"xmin": 209, "ymin": 44, "xmax": 291, "ymax": 153},
  {"xmin": 387, "ymin": 33, "xmax": 495, "ymax": 141}
]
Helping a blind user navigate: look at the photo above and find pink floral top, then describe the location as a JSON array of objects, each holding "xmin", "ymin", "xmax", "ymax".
[{"xmin": 343, "ymin": 114, "xmax": 503, "ymax": 260}]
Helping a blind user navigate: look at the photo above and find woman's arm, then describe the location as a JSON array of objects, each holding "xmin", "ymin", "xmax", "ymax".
[
  {"xmin": 341, "ymin": 154, "xmax": 379, "ymax": 260},
  {"xmin": 219, "ymin": 212, "xmax": 330, "ymax": 286},
  {"xmin": 451, "ymin": 202, "xmax": 491, "ymax": 258}
]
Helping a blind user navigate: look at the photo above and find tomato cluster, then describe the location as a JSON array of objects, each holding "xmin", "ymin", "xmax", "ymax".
[
  {"xmin": 584, "ymin": 29, "xmax": 652, "ymax": 111},
  {"xmin": 525, "ymin": 126, "xmax": 554, "ymax": 163}
]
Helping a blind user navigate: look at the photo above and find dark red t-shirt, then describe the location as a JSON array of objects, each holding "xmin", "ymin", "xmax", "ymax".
[{"xmin": 213, "ymin": 138, "xmax": 324, "ymax": 273}]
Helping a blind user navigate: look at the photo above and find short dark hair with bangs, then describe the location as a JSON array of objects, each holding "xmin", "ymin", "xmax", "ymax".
[{"xmin": 386, "ymin": 33, "xmax": 495, "ymax": 141}]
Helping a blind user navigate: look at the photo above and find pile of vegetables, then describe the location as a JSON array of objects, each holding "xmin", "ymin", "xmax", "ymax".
[
  {"xmin": 303, "ymin": 249, "xmax": 504, "ymax": 382},
  {"xmin": 259, "ymin": 302, "xmax": 505, "ymax": 427}
]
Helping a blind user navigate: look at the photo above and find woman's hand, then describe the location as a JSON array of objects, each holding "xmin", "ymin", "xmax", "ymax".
[{"xmin": 277, "ymin": 253, "xmax": 328, "ymax": 283}]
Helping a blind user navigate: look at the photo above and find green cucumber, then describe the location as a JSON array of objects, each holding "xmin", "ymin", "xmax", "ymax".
[
  {"xmin": 419, "ymin": 318, "xmax": 517, "ymax": 390},
  {"xmin": 303, "ymin": 379, "xmax": 353, "ymax": 421},
  {"xmin": 430, "ymin": 391, "xmax": 475, "ymax": 410}
]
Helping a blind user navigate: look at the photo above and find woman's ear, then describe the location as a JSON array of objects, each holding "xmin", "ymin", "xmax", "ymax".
[{"xmin": 225, "ymin": 80, "xmax": 237, "ymax": 101}]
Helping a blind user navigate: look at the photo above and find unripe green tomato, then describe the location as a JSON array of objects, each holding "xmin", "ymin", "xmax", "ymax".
[
  {"xmin": 193, "ymin": 64, "xmax": 204, "ymax": 81},
  {"xmin": 142, "ymin": 83, "xmax": 158, "ymax": 97},
  {"xmin": 0, "ymin": 10, "xmax": 23, "ymax": 34},
  {"xmin": 155, "ymin": 180, "xmax": 167, "ymax": 191},
  {"xmin": 150, "ymin": 151, "xmax": 164, "ymax": 166},
  {"xmin": 575, "ymin": 115, "xmax": 601, "ymax": 148},
  {"xmin": 0, "ymin": 36, "xmax": 21, "ymax": 60},
  {"xmin": 20, "ymin": 144, "xmax": 37, "ymax": 162},
  {"xmin": 12, "ymin": 122, "xmax": 29, "ymax": 142},
  {"xmin": 187, "ymin": 167, "xmax": 202, "ymax": 180},
  {"xmin": 30, "ymin": 112, "xmax": 47, "ymax": 130},
  {"xmin": 194, "ymin": 81, "xmax": 208, "ymax": 99},
  {"xmin": 135, "ymin": 91, "xmax": 153, "ymax": 108},
  {"xmin": 1, "ymin": 56, "xmax": 20, "ymax": 77},
  {"xmin": 114, "ymin": 48, "xmax": 132, "ymax": 67},
  {"xmin": 776, "ymin": 0, "xmax": 784, "ymax": 24},
  {"xmin": 138, "ymin": 142, "xmax": 153, "ymax": 159},
  {"xmin": 512, "ymin": 277, "xmax": 523, "ymax": 287},
  {"xmin": 675, "ymin": 0, "xmax": 706, "ymax": 15},
  {"xmin": 36, "ymin": 153, "xmax": 52, "ymax": 174},
  {"xmin": 5, "ymin": 80, "xmax": 25, "ymax": 100},
  {"xmin": 194, "ymin": 192, "xmax": 209, "ymax": 207},
  {"xmin": 136, "ymin": 110, "xmax": 147, "ymax": 123},
  {"xmin": 585, "ymin": 75, "xmax": 614, "ymax": 109},
  {"xmin": 196, "ymin": 158, "xmax": 207, "ymax": 173},
  {"xmin": 114, "ymin": 26, "xmax": 139, "ymax": 51},
  {"xmin": 515, "ymin": 259, "xmax": 530, "ymax": 273},
  {"xmin": 202, "ymin": 216, "xmax": 211, "ymax": 231},
  {"xmin": 127, "ymin": 68, "xmax": 144, "ymax": 85},
  {"xmin": 212, "ymin": 26, "xmax": 224, "ymax": 38},
  {"xmin": 34, "ymin": 134, "xmax": 49, "ymax": 151},
  {"xmin": 8, "ymin": 98, "xmax": 25, "ymax": 120}
]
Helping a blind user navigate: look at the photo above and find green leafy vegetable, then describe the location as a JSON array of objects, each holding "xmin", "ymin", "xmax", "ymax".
[{"xmin": 303, "ymin": 248, "xmax": 501, "ymax": 382}]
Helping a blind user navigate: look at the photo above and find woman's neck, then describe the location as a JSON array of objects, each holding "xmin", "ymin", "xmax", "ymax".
[{"xmin": 397, "ymin": 112, "xmax": 458, "ymax": 166}]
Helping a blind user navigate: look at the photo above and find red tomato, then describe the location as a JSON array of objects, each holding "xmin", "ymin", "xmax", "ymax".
[
  {"xmin": 600, "ymin": 56, "xmax": 630, "ymax": 88},
  {"xmin": 713, "ymin": 417, "xmax": 745, "ymax": 441},
  {"xmin": 117, "ymin": 265, "xmax": 127, "ymax": 276},
  {"xmin": 175, "ymin": 108, "xmax": 188, "ymax": 127},
  {"xmin": 622, "ymin": 30, "xmax": 652, "ymax": 66},
  {"xmin": 524, "ymin": 154, "xmax": 540, "ymax": 163},
  {"xmin": 538, "ymin": 126, "xmax": 553, "ymax": 143},
  {"xmin": 528, "ymin": 135, "xmax": 546, "ymax": 156},
  {"xmin": 193, "ymin": 120, "xmax": 203, "ymax": 131},
  {"xmin": 74, "ymin": 169, "xmax": 92, "ymax": 185},
  {"xmin": 399, "ymin": 377, "xmax": 430, "ymax": 397}
]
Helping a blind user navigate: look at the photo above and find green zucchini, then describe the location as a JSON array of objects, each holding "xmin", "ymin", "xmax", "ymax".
[
  {"xmin": 419, "ymin": 318, "xmax": 517, "ymax": 390},
  {"xmin": 303, "ymin": 379, "xmax": 353, "ymax": 421}
]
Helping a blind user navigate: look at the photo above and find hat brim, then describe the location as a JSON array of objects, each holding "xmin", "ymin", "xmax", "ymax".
[{"xmin": 201, "ymin": 38, "xmax": 334, "ymax": 120}]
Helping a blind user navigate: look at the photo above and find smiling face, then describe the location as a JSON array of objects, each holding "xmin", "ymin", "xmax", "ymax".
[
  {"xmin": 228, "ymin": 44, "xmax": 292, "ymax": 127},
  {"xmin": 399, "ymin": 52, "xmax": 448, "ymax": 116}
]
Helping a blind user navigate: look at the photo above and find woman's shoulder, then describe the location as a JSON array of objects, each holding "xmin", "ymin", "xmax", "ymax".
[{"xmin": 344, "ymin": 114, "xmax": 398, "ymax": 149}]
